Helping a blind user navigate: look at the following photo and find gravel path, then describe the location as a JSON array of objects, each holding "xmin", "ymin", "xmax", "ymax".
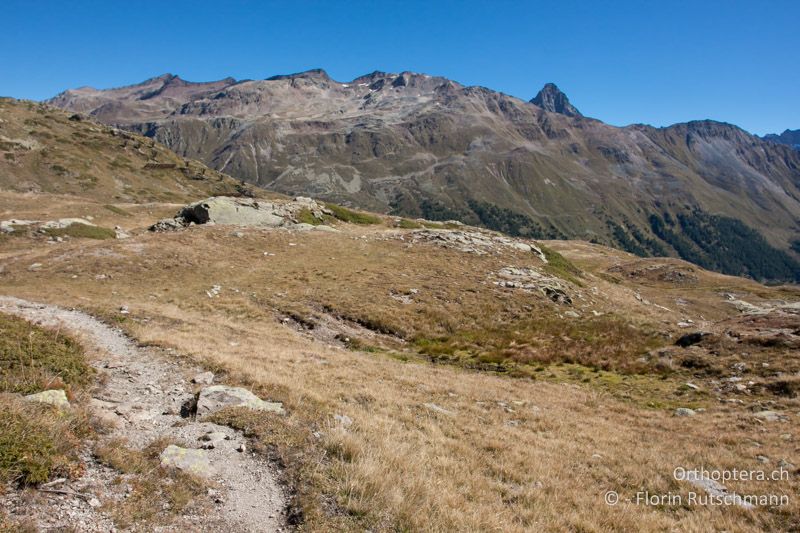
[{"xmin": 0, "ymin": 296, "xmax": 288, "ymax": 532}]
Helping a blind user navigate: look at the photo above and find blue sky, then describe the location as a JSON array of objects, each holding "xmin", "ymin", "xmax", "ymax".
[{"xmin": 1, "ymin": 0, "xmax": 797, "ymax": 135}]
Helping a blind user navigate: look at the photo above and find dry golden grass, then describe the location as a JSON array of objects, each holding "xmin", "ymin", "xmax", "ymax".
[
  {"xmin": 2, "ymin": 197, "xmax": 799, "ymax": 531},
  {"xmin": 123, "ymin": 306, "xmax": 799, "ymax": 532}
]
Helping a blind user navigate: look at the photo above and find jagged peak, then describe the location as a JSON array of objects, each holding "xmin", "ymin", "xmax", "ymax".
[
  {"xmin": 530, "ymin": 82, "xmax": 582, "ymax": 117},
  {"xmin": 352, "ymin": 71, "xmax": 395, "ymax": 83},
  {"xmin": 266, "ymin": 68, "xmax": 331, "ymax": 81},
  {"xmin": 141, "ymin": 73, "xmax": 179, "ymax": 85}
]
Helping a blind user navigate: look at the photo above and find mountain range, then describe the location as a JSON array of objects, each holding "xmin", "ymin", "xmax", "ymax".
[
  {"xmin": 47, "ymin": 70, "xmax": 800, "ymax": 281},
  {"xmin": 764, "ymin": 129, "xmax": 800, "ymax": 151}
]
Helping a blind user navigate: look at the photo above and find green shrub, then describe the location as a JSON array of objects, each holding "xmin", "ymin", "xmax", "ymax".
[
  {"xmin": 540, "ymin": 245, "xmax": 584, "ymax": 286},
  {"xmin": 43, "ymin": 222, "xmax": 116, "ymax": 240},
  {"xmin": 103, "ymin": 204, "xmax": 132, "ymax": 217},
  {"xmin": 325, "ymin": 203, "xmax": 381, "ymax": 225},
  {"xmin": 296, "ymin": 207, "xmax": 324, "ymax": 225},
  {"xmin": 0, "ymin": 312, "xmax": 93, "ymax": 394},
  {"xmin": 397, "ymin": 219, "xmax": 423, "ymax": 229},
  {"xmin": 0, "ymin": 395, "xmax": 87, "ymax": 485}
]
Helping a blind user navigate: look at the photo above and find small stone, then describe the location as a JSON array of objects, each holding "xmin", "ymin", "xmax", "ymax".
[
  {"xmin": 192, "ymin": 371, "xmax": 214, "ymax": 385},
  {"xmin": 207, "ymin": 488, "xmax": 223, "ymax": 503},
  {"xmin": 754, "ymin": 410, "xmax": 786, "ymax": 422},
  {"xmin": 778, "ymin": 459, "xmax": 795, "ymax": 470},
  {"xmin": 685, "ymin": 382, "xmax": 700, "ymax": 390},
  {"xmin": 201, "ymin": 431, "xmax": 229, "ymax": 444},
  {"xmin": 333, "ymin": 414, "xmax": 353, "ymax": 428},
  {"xmin": 756, "ymin": 455, "xmax": 770, "ymax": 463},
  {"xmin": 159, "ymin": 445, "xmax": 213, "ymax": 477},
  {"xmin": 674, "ymin": 407, "xmax": 696, "ymax": 417},
  {"xmin": 25, "ymin": 389, "xmax": 70, "ymax": 409},
  {"xmin": 509, "ymin": 242, "xmax": 532, "ymax": 252},
  {"xmin": 88, "ymin": 498, "xmax": 101, "ymax": 508},
  {"xmin": 423, "ymin": 402, "xmax": 454, "ymax": 416},
  {"xmin": 313, "ymin": 225, "xmax": 339, "ymax": 233}
]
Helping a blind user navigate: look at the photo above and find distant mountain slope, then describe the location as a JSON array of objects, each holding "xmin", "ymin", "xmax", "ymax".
[
  {"xmin": 0, "ymin": 98, "xmax": 248, "ymax": 202},
  {"xmin": 763, "ymin": 129, "xmax": 800, "ymax": 150},
  {"xmin": 47, "ymin": 71, "xmax": 800, "ymax": 281}
]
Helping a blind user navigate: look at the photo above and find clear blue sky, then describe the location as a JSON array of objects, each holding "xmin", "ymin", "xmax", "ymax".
[{"xmin": 1, "ymin": 0, "xmax": 797, "ymax": 135}]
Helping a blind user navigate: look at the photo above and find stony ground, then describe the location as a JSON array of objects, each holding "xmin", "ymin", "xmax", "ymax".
[{"xmin": 0, "ymin": 296, "xmax": 287, "ymax": 532}]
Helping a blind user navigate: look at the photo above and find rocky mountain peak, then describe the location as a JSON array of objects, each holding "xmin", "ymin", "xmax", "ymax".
[
  {"xmin": 266, "ymin": 68, "xmax": 331, "ymax": 81},
  {"xmin": 530, "ymin": 83, "xmax": 582, "ymax": 117},
  {"xmin": 763, "ymin": 128, "xmax": 800, "ymax": 150}
]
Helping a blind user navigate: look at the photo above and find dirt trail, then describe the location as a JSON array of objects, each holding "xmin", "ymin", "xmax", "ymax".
[{"xmin": 0, "ymin": 296, "xmax": 287, "ymax": 532}]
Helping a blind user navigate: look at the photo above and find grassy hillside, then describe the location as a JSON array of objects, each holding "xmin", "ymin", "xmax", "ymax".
[{"xmin": 0, "ymin": 98, "xmax": 251, "ymax": 203}]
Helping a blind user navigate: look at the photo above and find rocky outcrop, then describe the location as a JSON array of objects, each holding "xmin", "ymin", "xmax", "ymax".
[
  {"xmin": 493, "ymin": 266, "xmax": 572, "ymax": 304},
  {"xmin": 150, "ymin": 196, "xmax": 330, "ymax": 231},
  {"xmin": 2, "ymin": 218, "xmax": 94, "ymax": 232},
  {"xmin": 403, "ymin": 229, "xmax": 547, "ymax": 260}
]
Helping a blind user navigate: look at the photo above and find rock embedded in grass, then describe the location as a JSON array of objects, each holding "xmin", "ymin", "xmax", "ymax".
[
  {"xmin": 675, "ymin": 332, "xmax": 710, "ymax": 347},
  {"xmin": 159, "ymin": 444, "xmax": 214, "ymax": 477},
  {"xmin": 753, "ymin": 410, "xmax": 786, "ymax": 422},
  {"xmin": 674, "ymin": 407, "xmax": 696, "ymax": 417},
  {"xmin": 423, "ymin": 402, "xmax": 454, "ymax": 416},
  {"xmin": 24, "ymin": 389, "xmax": 70, "ymax": 409},
  {"xmin": 196, "ymin": 385, "xmax": 285, "ymax": 417}
]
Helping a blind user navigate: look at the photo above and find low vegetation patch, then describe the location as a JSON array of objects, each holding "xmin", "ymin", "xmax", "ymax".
[
  {"xmin": 540, "ymin": 245, "xmax": 584, "ymax": 286},
  {"xmin": 324, "ymin": 203, "xmax": 381, "ymax": 225},
  {"xmin": 102, "ymin": 204, "xmax": 131, "ymax": 217},
  {"xmin": 0, "ymin": 312, "xmax": 93, "ymax": 395},
  {"xmin": 93, "ymin": 438, "xmax": 210, "ymax": 529},
  {"xmin": 43, "ymin": 222, "xmax": 116, "ymax": 240},
  {"xmin": 295, "ymin": 207, "xmax": 331, "ymax": 226},
  {"xmin": 0, "ymin": 394, "xmax": 89, "ymax": 485},
  {"xmin": 415, "ymin": 315, "xmax": 663, "ymax": 374},
  {"xmin": 0, "ymin": 313, "xmax": 92, "ymax": 486},
  {"xmin": 396, "ymin": 218, "xmax": 423, "ymax": 229},
  {"xmin": 0, "ymin": 511, "xmax": 35, "ymax": 533}
]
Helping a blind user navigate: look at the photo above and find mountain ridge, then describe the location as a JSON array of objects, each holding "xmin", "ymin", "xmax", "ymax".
[
  {"xmin": 763, "ymin": 128, "xmax": 800, "ymax": 150},
  {"xmin": 46, "ymin": 71, "xmax": 800, "ymax": 281}
]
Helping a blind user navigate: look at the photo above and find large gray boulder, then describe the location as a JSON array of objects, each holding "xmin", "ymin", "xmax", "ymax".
[
  {"xmin": 196, "ymin": 385, "xmax": 285, "ymax": 417},
  {"xmin": 150, "ymin": 196, "xmax": 330, "ymax": 231},
  {"xmin": 179, "ymin": 197, "xmax": 284, "ymax": 226}
]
